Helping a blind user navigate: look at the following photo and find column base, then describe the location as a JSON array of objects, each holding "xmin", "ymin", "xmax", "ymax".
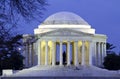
[
  {"xmin": 59, "ymin": 64, "xmax": 63, "ymax": 67},
  {"xmin": 52, "ymin": 64, "xmax": 55, "ymax": 66},
  {"xmin": 67, "ymin": 64, "xmax": 70, "ymax": 65}
]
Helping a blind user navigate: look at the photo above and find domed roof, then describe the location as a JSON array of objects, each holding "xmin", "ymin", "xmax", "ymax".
[
  {"xmin": 34, "ymin": 12, "xmax": 95, "ymax": 34},
  {"xmin": 42, "ymin": 12, "xmax": 89, "ymax": 25}
]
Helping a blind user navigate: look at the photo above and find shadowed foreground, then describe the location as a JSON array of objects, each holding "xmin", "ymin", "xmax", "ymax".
[
  {"xmin": 1, "ymin": 66, "xmax": 120, "ymax": 79},
  {"xmin": 1, "ymin": 77, "xmax": 120, "ymax": 79}
]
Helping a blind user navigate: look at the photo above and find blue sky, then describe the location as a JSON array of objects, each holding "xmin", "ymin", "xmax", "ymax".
[{"xmin": 18, "ymin": 0, "xmax": 120, "ymax": 53}]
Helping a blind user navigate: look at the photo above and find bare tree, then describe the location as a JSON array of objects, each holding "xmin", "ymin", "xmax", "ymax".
[
  {"xmin": 0, "ymin": 0, "xmax": 47, "ymax": 42},
  {"xmin": 0, "ymin": 0, "xmax": 47, "ymax": 22}
]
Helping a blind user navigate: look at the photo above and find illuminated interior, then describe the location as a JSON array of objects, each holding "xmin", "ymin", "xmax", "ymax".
[{"xmin": 39, "ymin": 40, "xmax": 90, "ymax": 65}]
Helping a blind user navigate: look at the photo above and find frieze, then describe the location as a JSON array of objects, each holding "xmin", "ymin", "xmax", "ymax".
[{"xmin": 40, "ymin": 29, "xmax": 92, "ymax": 37}]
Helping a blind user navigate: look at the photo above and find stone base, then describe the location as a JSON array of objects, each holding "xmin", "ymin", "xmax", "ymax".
[
  {"xmin": 1, "ymin": 65, "xmax": 120, "ymax": 78},
  {"xmin": 1, "ymin": 77, "xmax": 120, "ymax": 79}
]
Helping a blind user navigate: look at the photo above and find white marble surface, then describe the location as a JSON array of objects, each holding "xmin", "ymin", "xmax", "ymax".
[{"xmin": 5, "ymin": 66, "xmax": 120, "ymax": 77}]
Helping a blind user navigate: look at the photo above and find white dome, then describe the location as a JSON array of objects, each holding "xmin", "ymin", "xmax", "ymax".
[
  {"xmin": 34, "ymin": 12, "xmax": 95, "ymax": 34},
  {"xmin": 42, "ymin": 12, "xmax": 89, "ymax": 25}
]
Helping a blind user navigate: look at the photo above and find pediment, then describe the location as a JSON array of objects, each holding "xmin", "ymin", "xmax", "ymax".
[{"xmin": 39, "ymin": 28, "xmax": 93, "ymax": 37}]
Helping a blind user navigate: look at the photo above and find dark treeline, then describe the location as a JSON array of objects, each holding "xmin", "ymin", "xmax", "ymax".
[
  {"xmin": 103, "ymin": 43, "xmax": 120, "ymax": 70},
  {"xmin": 103, "ymin": 53, "xmax": 120, "ymax": 70}
]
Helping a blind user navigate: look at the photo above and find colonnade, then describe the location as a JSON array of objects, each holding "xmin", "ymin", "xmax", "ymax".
[
  {"xmin": 94, "ymin": 42, "xmax": 106, "ymax": 66},
  {"xmin": 23, "ymin": 40, "xmax": 106, "ymax": 67},
  {"xmin": 37, "ymin": 40, "xmax": 95, "ymax": 66},
  {"xmin": 24, "ymin": 43, "xmax": 34, "ymax": 67}
]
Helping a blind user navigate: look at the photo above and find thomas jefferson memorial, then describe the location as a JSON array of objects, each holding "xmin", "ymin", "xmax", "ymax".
[
  {"xmin": 3, "ymin": 12, "xmax": 120, "ymax": 77},
  {"xmin": 23, "ymin": 11, "xmax": 107, "ymax": 68}
]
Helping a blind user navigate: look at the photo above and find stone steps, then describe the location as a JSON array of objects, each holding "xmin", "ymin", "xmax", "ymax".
[
  {"xmin": 1, "ymin": 76, "xmax": 120, "ymax": 79},
  {"xmin": 2, "ymin": 66, "xmax": 120, "ymax": 78}
]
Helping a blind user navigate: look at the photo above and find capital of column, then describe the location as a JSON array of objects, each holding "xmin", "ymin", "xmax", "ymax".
[
  {"xmin": 97, "ymin": 42, "xmax": 101, "ymax": 48},
  {"xmin": 52, "ymin": 40, "xmax": 56, "ymax": 42},
  {"xmin": 82, "ymin": 40, "xmax": 85, "ymax": 43},
  {"xmin": 60, "ymin": 41, "xmax": 62, "ymax": 44}
]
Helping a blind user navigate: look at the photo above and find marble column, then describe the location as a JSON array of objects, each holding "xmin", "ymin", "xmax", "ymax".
[
  {"xmin": 25, "ymin": 44, "xmax": 29, "ymax": 67},
  {"xmin": 81, "ymin": 41, "xmax": 85, "ymax": 65},
  {"xmin": 60, "ymin": 42, "xmax": 63, "ymax": 66},
  {"xmin": 52, "ymin": 41, "xmax": 55, "ymax": 66},
  {"xmin": 29, "ymin": 44, "xmax": 32, "ymax": 66},
  {"xmin": 45, "ymin": 41, "xmax": 48, "ymax": 65},
  {"xmin": 38, "ymin": 40, "xmax": 41, "ymax": 65},
  {"xmin": 89, "ymin": 41, "xmax": 93, "ymax": 66},
  {"xmin": 98, "ymin": 42, "xmax": 101, "ymax": 66},
  {"xmin": 74, "ymin": 41, "xmax": 78, "ymax": 66},
  {"xmin": 94, "ymin": 42, "xmax": 97, "ymax": 66},
  {"xmin": 33, "ymin": 43, "xmax": 36, "ymax": 66},
  {"xmin": 23, "ymin": 45, "xmax": 26, "ymax": 66},
  {"xmin": 31, "ymin": 44, "xmax": 34, "ymax": 66},
  {"xmin": 67, "ymin": 41, "xmax": 70, "ymax": 65},
  {"xmin": 101, "ymin": 43, "xmax": 104, "ymax": 64}
]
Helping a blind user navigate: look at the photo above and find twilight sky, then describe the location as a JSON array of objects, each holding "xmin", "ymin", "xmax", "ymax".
[{"xmin": 18, "ymin": 0, "xmax": 120, "ymax": 53}]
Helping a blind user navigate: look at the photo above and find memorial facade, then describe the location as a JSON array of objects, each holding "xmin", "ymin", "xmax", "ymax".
[{"xmin": 23, "ymin": 12, "xmax": 107, "ymax": 68}]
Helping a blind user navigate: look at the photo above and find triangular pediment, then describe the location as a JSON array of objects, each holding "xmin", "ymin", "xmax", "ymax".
[{"xmin": 39, "ymin": 28, "xmax": 93, "ymax": 37}]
